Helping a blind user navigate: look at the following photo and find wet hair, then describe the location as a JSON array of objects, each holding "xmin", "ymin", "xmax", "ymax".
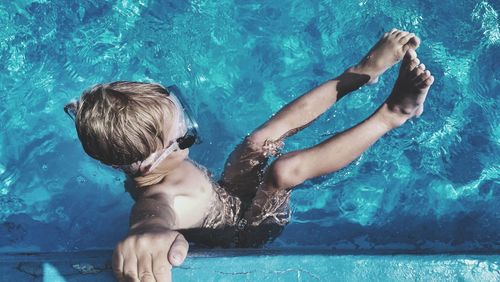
[{"xmin": 75, "ymin": 81, "xmax": 176, "ymax": 166}]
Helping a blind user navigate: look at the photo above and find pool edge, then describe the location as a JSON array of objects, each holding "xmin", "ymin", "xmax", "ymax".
[{"xmin": 1, "ymin": 250, "xmax": 499, "ymax": 281}]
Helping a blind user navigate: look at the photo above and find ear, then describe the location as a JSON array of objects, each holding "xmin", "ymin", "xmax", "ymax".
[{"xmin": 140, "ymin": 163, "xmax": 153, "ymax": 174}]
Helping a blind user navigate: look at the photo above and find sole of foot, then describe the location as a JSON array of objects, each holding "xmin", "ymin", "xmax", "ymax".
[
  {"xmin": 386, "ymin": 49, "xmax": 434, "ymax": 123},
  {"xmin": 349, "ymin": 28, "xmax": 421, "ymax": 84}
]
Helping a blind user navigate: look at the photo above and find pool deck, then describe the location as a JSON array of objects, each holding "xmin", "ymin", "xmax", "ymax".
[{"xmin": 1, "ymin": 250, "xmax": 499, "ymax": 281}]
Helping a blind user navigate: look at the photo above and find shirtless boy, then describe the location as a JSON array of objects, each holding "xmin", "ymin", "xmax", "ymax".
[{"xmin": 65, "ymin": 28, "xmax": 434, "ymax": 281}]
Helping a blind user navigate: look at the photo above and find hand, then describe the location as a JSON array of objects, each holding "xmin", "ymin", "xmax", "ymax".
[{"xmin": 112, "ymin": 229, "xmax": 189, "ymax": 282}]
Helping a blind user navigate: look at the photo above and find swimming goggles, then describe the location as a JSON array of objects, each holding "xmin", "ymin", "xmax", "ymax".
[{"xmin": 64, "ymin": 84, "xmax": 201, "ymax": 176}]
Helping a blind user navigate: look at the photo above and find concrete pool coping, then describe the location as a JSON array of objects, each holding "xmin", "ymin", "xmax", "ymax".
[{"xmin": 1, "ymin": 250, "xmax": 499, "ymax": 281}]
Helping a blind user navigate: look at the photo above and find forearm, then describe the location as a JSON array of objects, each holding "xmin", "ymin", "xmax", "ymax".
[
  {"xmin": 113, "ymin": 194, "xmax": 188, "ymax": 281},
  {"xmin": 128, "ymin": 194, "xmax": 175, "ymax": 234},
  {"xmin": 253, "ymin": 71, "xmax": 368, "ymax": 142},
  {"xmin": 298, "ymin": 103, "xmax": 404, "ymax": 179}
]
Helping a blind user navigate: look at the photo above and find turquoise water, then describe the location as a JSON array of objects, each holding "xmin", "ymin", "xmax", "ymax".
[
  {"xmin": 0, "ymin": 0, "xmax": 498, "ymax": 253},
  {"xmin": 2, "ymin": 251, "xmax": 499, "ymax": 281}
]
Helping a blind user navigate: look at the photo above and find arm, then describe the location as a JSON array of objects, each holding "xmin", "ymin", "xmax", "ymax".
[{"xmin": 112, "ymin": 194, "xmax": 189, "ymax": 282}]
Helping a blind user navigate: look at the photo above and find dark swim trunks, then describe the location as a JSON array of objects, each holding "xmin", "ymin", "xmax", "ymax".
[
  {"xmin": 180, "ymin": 183, "xmax": 291, "ymax": 248},
  {"xmin": 181, "ymin": 160, "xmax": 291, "ymax": 248}
]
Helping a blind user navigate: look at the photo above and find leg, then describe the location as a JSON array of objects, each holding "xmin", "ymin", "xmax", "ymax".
[
  {"xmin": 220, "ymin": 29, "xmax": 420, "ymax": 199},
  {"xmin": 245, "ymin": 49, "xmax": 434, "ymax": 226}
]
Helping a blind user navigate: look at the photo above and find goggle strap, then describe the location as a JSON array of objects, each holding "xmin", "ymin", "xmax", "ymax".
[{"xmin": 144, "ymin": 142, "xmax": 180, "ymax": 174}]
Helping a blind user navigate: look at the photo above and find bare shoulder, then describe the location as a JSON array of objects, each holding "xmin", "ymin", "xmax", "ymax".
[{"xmin": 124, "ymin": 160, "xmax": 220, "ymax": 230}]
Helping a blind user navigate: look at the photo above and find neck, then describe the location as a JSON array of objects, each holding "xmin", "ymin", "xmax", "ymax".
[
  {"xmin": 160, "ymin": 158, "xmax": 195, "ymax": 183},
  {"xmin": 133, "ymin": 156, "xmax": 200, "ymax": 188}
]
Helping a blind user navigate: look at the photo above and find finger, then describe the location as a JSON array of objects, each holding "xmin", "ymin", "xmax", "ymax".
[
  {"xmin": 153, "ymin": 251, "xmax": 172, "ymax": 282},
  {"xmin": 138, "ymin": 254, "xmax": 155, "ymax": 282},
  {"xmin": 168, "ymin": 233, "xmax": 189, "ymax": 266},
  {"xmin": 112, "ymin": 248, "xmax": 125, "ymax": 282},
  {"xmin": 123, "ymin": 255, "xmax": 139, "ymax": 282}
]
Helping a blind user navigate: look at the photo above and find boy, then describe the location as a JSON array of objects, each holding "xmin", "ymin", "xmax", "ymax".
[{"xmin": 65, "ymin": 29, "xmax": 433, "ymax": 281}]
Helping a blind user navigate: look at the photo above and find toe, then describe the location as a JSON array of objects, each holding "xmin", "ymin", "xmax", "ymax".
[
  {"xmin": 416, "ymin": 105, "xmax": 424, "ymax": 117},
  {"xmin": 423, "ymin": 75, "xmax": 435, "ymax": 87},
  {"xmin": 396, "ymin": 31, "xmax": 409, "ymax": 40},
  {"xmin": 416, "ymin": 71, "xmax": 431, "ymax": 87},
  {"xmin": 390, "ymin": 28, "xmax": 398, "ymax": 34},
  {"xmin": 394, "ymin": 30, "xmax": 403, "ymax": 38},
  {"xmin": 403, "ymin": 49, "xmax": 417, "ymax": 63},
  {"xmin": 400, "ymin": 33, "xmax": 415, "ymax": 44},
  {"xmin": 411, "ymin": 65, "xmax": 424, "ymax": 78},
  {"xmin": 408, "ymin": 58, "xmax": 420, "ymax": 71},
  {"xmin": 401, "ymin": 49, "xmax": 418, "ymax": 75},
  {"xmin": 418, "ymin": 63, "xmax": 426, "ymax": 71},
  {"xmin": 409, "ymin": 35, "xmax": 421, "ymax": 49}
]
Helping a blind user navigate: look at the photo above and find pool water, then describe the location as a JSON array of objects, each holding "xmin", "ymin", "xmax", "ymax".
[{"xmin": 0, "ymin": 0, "xmax": 499, "ymax": 254}]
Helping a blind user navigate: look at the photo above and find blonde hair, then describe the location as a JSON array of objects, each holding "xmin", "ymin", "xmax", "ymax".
[{"xmin": 75, "ymin": 81, "xmax": 176, "ymax": 185}]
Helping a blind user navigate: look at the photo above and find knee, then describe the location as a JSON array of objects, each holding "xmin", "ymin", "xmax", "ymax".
[
  {"xmin": 246, "ymin": 130, "xmax": 269, "ymax": 148},
  {"xmin": 246, "ymin": 131, "xmax": 284, "ymax": 157},
  {"xmin": 267, "ymin": 154, "xmax": 305, "ymax": 190}
]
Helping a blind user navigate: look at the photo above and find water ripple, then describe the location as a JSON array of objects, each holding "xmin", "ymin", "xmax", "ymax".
[{"xmin": 0, "ymin": 0, "xmax": 498, "ymax": 252}]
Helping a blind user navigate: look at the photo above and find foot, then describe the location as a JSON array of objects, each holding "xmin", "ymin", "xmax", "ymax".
[
  {"xmin": 384, "ymin": 49, "xmax": 434, "ymax": 126},
  {"xmin": 348, "ymin": 28, "xmax": 421, "ymax": 84}
]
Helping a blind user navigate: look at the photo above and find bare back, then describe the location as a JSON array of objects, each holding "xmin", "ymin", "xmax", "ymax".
[{"xmin": 136, "ymin": 160, "xmax": 216, "ymax": 230}]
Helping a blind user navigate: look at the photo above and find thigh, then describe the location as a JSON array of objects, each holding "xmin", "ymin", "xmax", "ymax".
[{"xmin": 219, "ymin": 136, "xmax": 284, "ymax": 201}]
